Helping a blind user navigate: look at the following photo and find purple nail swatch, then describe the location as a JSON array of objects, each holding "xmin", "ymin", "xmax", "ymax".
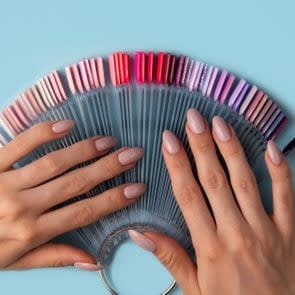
[{"xmin": 0, "ymin": 50, "xmax": 288, "ymax": 147}]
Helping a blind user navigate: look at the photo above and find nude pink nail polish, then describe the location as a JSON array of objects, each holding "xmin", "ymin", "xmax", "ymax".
[
  {"xmin": 162, "ymin": 131, "xmax": 180, "ymax": 154},
  {"xmin": 95, "ymin": 136, "xmax": 117, "ymax": 151},
  {"xmin": 128, "ymin": 230, "xmax": 156, "ymax": 252},
  {"xmin": 74, "ymin": 262, "xmax": 103, "ymax": 271},
  {"xmin": 118, "ymin": 148, "xmax": 144, "ymax": 165},
  {"xmin": 187, "ymin": 108, "xmax": 206, "ymax": 134},
  {"xmin": 51, "ymin": 120, "xmax": 75, "ymax": 133},
  {"xmin": 124, "ymin": 183, "xmax": 147, "ymax": 199},
  {"xmin": 267, "ymin": 141, "xmax": 283, "ymax": 165},
  {"xmin": 212, "ymin": 116, "xmax": 232, "ymax": 142}
]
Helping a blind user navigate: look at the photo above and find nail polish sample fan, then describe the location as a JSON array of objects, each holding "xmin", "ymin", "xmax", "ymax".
[{"xmin": 0, "ymin": 51, "xmax": 293, "ymax": 295}]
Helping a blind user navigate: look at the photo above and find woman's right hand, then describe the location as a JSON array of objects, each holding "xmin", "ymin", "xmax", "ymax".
[
  {"xmin": 0, "ymin": 120, "xmax": 145, "ymax": 270},
  {"xmin": 129, "ymin": 110, "xmax": 294, "ymax": 295}
]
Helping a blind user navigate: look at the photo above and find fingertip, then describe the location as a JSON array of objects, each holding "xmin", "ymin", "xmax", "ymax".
[
  {"xmin": 128, "ymin": 230, "xmax": 156, "ymax": 252},
  {"xmin": 51, "ymin": 120, "xmax": 75, "ymax": 134},
  {"xmin": 264, "ymin": 141, "xmax": 292, "ymax": 179},
  {"xmin": 186, "ymin": 108, "xmax": 207, "ymax": 135},
  {"xmin": 266, "ymin": 140, "xmax": 284, "ymax": 166},
  {"xmin": 162, "ymin": 130, "xmax": 181, "ymax": 155},
  {"xmin": 212, "ymin": 116, "xmax": 232, "ymax": 142},
  {"xmin": 49, "ymin": 244, "xmax": 97, "ymax": 266},
  {"xmin": 74, "ymin": 262, "xmax": 103, "ymax": 271},
  {"xmin": 123, "ymin": 183, "xmax": 147, "ymax": 199},
  {"xmin": 143, "ymin": 231, "xmax": 187, "ymax": 255},
  {"xmin": 6, "ymin": 243, "xmax": 97, "ymax": 269}
]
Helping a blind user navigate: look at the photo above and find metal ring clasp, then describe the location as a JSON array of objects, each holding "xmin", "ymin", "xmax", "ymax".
[{"xmin": 98, "ymin": 268, "xmax": 177, "ymax": 295}]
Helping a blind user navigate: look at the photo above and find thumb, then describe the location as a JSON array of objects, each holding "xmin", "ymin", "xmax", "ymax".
[
  {"xmin": 129, "ymin": 230, "xmax": 200, "ymax": 295},
  {"xmin": 6, "ymin": 243, "xmax": 101, "ymax": 270}
]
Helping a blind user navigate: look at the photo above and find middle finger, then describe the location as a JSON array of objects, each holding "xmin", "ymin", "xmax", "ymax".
[
  {"xmin": 24, "ymin": 147, "xmax": 143, "ymax": 212},
  {"xmin": 186, "ymin": 109, "xmax": 244, "ymax": 229},
  {"xmin": 3, "ymin": 136, "xmax": 118, "ymax": 190}
]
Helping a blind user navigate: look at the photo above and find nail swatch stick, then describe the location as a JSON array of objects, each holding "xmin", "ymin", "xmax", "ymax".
[{"xmin": 0, "ymin": 50, "xmax": 292, "ymax": 295}]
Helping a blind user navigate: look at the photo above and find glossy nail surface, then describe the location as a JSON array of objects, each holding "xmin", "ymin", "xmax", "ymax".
[
  {"xmin": 212, "ymin": 116, "xmax": 232, "ymax": 142},
  {"xmin": 163, "ymin": 131, "xmax": 180, "ymax": 154},
  {"xmin": 52, "ymin": 120, "xmax": 75, "ymax": 133},
  {"xmin": 118, "ymin": 148, "xmax": 144, "ymax": 165},
  {"xmin": 128, "ymin": 230, "xmax": 156, "ymax": 252},
  {"xmin": 267, "ymin": 140, "xmax": 283, "ymax": 165},
  {"xmin": 74, "ymin": 262, "xmax": 103, "ymax": 271},
  {"xmin": 187, "ymin": 109, "xmax": 206, "ymax": 134},
  {"xmin": 95, "ymin": 136, "xmax": 117, "ymax": 152},
  {"xmin": 124, "ymin": 183, "xmax": 147, "ymax": 199}
]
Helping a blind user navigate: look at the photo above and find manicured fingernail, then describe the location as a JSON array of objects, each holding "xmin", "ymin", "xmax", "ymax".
[
  {"xmin": 212, "ymin": 116, "xmax": 232, "ymax": 142},
  {"xmin": 267, "ymin": 141, "xmax": 283, "ymax": 165},
  {"xmin": 52, "ymin": 120, "xmax": 75, "ymax": 133},
  {"xmin": 124, "ymin": 183, "xmax": 146, "ymax": 199},
  {"xmin": 187, "ymin": 108, "xmax": 206, "ymax": 134},
  {"xmin": 95, "ymin": 136, "xmax": 117, "ymax": 152},
  {"xmin": 162, "ymin": 131, "xmax": 180, "ymax": 154},
  {"xmin": 128, "ymin": 230, "xmax": 156, "ymax": 252},
  {"xmin": 74, "ymin": 262, "xmax": 103, "ymax": 271},
  {"xmin": 118, "ymin": 148, "xmax": 144, "ymax": 165}
]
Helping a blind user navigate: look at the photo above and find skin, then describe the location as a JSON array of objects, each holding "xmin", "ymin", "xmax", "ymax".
[
  {"xmin": 141, "ymin": 113, "xmax": 295, "ymax": 295},
  {"xmin": 0, "ymin": 111, "xmax": 294, "ymax": 295},
  {"xmin": 0, "ymin": 121, "xmax": 144, "ymax": 269}
]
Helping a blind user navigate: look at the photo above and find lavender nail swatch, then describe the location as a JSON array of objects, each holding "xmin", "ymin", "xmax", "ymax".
[{"xmin": 0, "ymin": 50, "xmax": 292, "ymax": 295}]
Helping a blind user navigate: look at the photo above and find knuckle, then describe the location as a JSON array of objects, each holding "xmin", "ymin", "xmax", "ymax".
[
  {"xmin": 223, "ymin": 143, "xmax": 242, "ymax": 159},
  {"xmin": 177, "ymin": 185, "xmax": 200, "ymax": 207},
  {"xmin": 170, "ymin": 158, "xmax": 188, "ymax": 172},
  {"xmin": 200, "ymin": 242, "xmax": 222, "ymax": 263},
  {"xmin": 31, "ymin": 123, "xmax": 47, "ymax": 139},
  {"xmin": 100, "ymin": 158, "xmax": 119, "ymax": 176},
  {"xmin": 235, "ymin": 174, "xmax": 257, "ymax": 193},
  {"xmin": 30, "ymin": 122, "xmax": 55, "ymax": 143},
  {"xmin": 66, "ymin": 174, "xmax": 89, "ymax": 195},
  {"xmin": 9, "ymin": 141, "xmax": 23, "ymax": 156},
  {"xmin": 0, "ymin": 198, "xmax": 24, "ymax": 219},
  {"xmin": 74, "ymin": 205, "xmax": 94, "ymax": 227},
  {"xmin": 14, "ymin": 222, "xmax": 36, "ymax": 244},
  {"xmin": 42, "ymin": 154, "xmax": 63, "ymax": 174},
  {"xmin": 230, "ymin": 231, "xmax": 255, "ymax": 255},
  {"xmin": 71, "ymin": 139, "xmax": 94, "ymax": 159},
  {"xmin": 201, "ymin": 170, "xmax": 227, "ymax": 191},
  {"xmin": 80, "ymin": 139, "xmax": 96, "ymax": 154},
  {"xmin": 196, "ymin": 138, "xmax": 212, "ymax": 153},
  {"xmin": 157, "ymin": 250, "xmax": 180, "ymax": 270},
  {"xmin": 99, "ymin": 187, "xmax": 127, "ymax": 212},
  {"xmin": 47, "ymin": 244, "xmax": 67, "ymax": 267},
  {"xmin": 108, "ymin": 189, "xmax": 122, "ymax": 205}
]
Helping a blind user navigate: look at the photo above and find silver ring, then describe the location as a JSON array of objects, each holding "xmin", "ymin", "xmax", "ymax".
[{"xmin": 98, "ymin": 268, "xmax": 177, "ymax": 295}]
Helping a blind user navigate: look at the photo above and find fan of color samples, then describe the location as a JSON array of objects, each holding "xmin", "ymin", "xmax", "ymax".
[{"xmin": 0, "ymin": 51, "xmax": 293, "ymax": 294}]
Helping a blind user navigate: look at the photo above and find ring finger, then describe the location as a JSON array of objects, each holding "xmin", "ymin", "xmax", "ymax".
[
  {"xmin": 24, "ymin": 147, "xmax": 144, "ymax": 212},
  {"xmin": 211, "ymin": 116, "xmax": 272, "ymax": 231}
]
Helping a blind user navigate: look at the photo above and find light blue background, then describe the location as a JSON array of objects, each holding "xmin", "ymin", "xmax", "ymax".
[{"xmin": 0, "ymin": 0, "xmax": 294, "ymax": 294}]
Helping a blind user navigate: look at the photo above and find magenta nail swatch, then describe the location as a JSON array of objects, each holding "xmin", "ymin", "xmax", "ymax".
[{"xmin": 0, "ymin": 50, "xmax": 292, "ymax": 295}]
